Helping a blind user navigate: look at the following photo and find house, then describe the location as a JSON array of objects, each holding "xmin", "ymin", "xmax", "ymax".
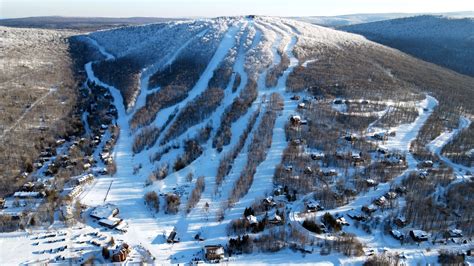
[
  {"xmin": 75, "ymin": 174, "xmax": 94, "ymax": 185},
  {"xmin": 448, "ymin": 229, "xmax": 463, "ymax": 238},
  {"xmin": 347, "ymin": 212, "xmax": 367, "ymax": 221},
  {"xmin": 306, "ymin": 200, "xmax": 324, "ymax": 212},
  {"xmin": 304, "ymin": 166, "xmax": 313, "ymax": 174},
  {"xmin": 361, "ymin": 204, "xmax": 377, "ymax": 214},
  {"xmin": 384, "ymin": 153, "xmax": 404, "ymax": 165},
  {"xmin": 372, "ymin": 132, "xmax": 388, "ymax": 141},
  {"xmin": 262, "ymin": 197, "xmax": 276, "ymax": 208},
  {"xmin": 310, "ymin": 152, "xmax": 324, "ymax": 160},
  {"xmin": 336, "ymin": 217, "xmax": 349, "ymax": 226},
  {"xmin": 390, "ymin": 230, "xmax": 404, "ymax": 240},
  {"xmin": 322, "ymin": 169, "xmax": 338, "ymax": 176},
  {"xmin": 374, "ymin": 196, "xmax": 387, "ymax": 206},
  {"xmin": 418, "ymin": 170, "xmax": 429, "ymax": 179},
  {"xmin": 268, "ymin": 213, "xmax": 283, "ymax": 225},
  {"xmin": 290, "ymin": 95, "xmax": 300, "ymax": 101},
  {"xmin": 298, "ymin": 102, "xmax": 306, "ymax": 109},
  {"xmin": 290, "ymin": 115, "xmax": 301, "ymax": 126},
  {"xmin": 22, "ymin": 182, "xmax": 35, "ymax": 192},
  {"xmin": 394, "ymin": 216, "xmax": 408, "ymax": 227},
  {"xmin": 112, "ymin": 243, "xmax": 131, "ymax": 262},
  {"xmin": 410, "ymin": 230, "xmax": 430, "ymax": 242},
  {"xmin": 344, "ymin": 134, "xmax": 358, "ymax": 142},
  {"xmin": 333, "ymin": 99, "xmax": 344, "ymax": 105},
  {"xmin": 366, "ymin": 179, "xmax": 378, "ymax": 187},
  {"xmin": 283, "ymin": 165, "xmax": 293, "ymax": 172},
  {"xmin": 0, "ymin": 198, "xmax": 5, "ymax": 209},
  {"xmin": 385, "ymin": 191, "xmax": 397, "ymax": 200},
  {"xmin": 246, "ymin": 215, "xmax": 258, "ymax": 225},
  {"xmin": 204, "ymin": 245, "xmax": 225, "ymax": 262},
  {"xmin": 420, "ymin": 160, "xmax": 434, "ymax": 168},
  {"xmin": 62, "ymin": 186, "xmax": 83, "ymax": 199}
]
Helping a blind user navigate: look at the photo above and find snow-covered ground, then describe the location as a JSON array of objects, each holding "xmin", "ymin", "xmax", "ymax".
[{"xmin": 2, "ymin": 16, "xmax": 473, "ymax": 265}]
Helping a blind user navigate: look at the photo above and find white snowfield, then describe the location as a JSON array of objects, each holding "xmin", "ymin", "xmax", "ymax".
[{"xmin": 1, "ymin": 16, "xmax": 473, "ymax": 265}]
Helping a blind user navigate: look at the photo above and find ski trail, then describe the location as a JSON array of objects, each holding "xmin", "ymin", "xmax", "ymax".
[
  {"xmin": 427, "ymin": 116, "xmax": 473, "ymax": 178},
  {"xmin": 0, "ymin": 87, "xmax": 56, "ymax": 140}
]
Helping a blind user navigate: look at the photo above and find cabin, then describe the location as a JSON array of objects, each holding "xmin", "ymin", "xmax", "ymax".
[
  {"xmin": 290, "ymin": 115, "xmax": 301, "ymax": 126},
  {"xmin": 374, "ymin": 196, "xmax": 387, "ymax": 206},
  {"xmin": 112, "ymin": 243, "xmax": 131, "ymax": 262},
  {"xmin": 394, "ymin": 216, "xmax": 407, "ymax": 228},
  {"xmin": 246, "ymin": 215, "xmax": 258, "ymax": 225},
  {"xmin": 366, "ymin": 179, "xmax": 378, "ymax": 187},
  {"xmin": 410, "ymin": 230, "xmax": 430, "ymax": 242},
  {"xmin": 204, "ymin": 245, "xmax": 225, "ymax": 262},
  {"xmin": 306, "ymin": 200, "xmax": 323, "ymax": 212},
  {"xmin": 311, "ymin": 152, "xmax": 324, "ymax": 160},
  {"xmin": 372, "ymin": 132, "xmax": 388, "ymax": 141},
  {"xmin": 268, "ymin": 213, "xmax": 283, "ymax": 225},
  {"xmin": 390, "ymin": 230, "xmax": 404, "ymax": 240},
  {"xmin": 167, "ymin": 230, "xmax": 178, "ymax": 243},
  {"xmin": 420, "ymin": 160, "xmax": 434, "ymax": 168},
  {"xmin": 448, "ymin": 229, "xmax": 463, "ymax": 238},
  {"xmin": 290, "ymin": 95, "xmax": 300, "ymax": 101},
  {"xmin": 262, "ymin": 197, "xmax": 276, "ymax": 208}
]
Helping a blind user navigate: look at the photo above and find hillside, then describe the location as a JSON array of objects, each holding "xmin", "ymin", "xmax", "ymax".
[
  {"xmin": 0, "ymin": 16, "xmax": 473, "ymax": 265},
  {"xmin": 292, "ymin": 11, "xmax": 474, "ymax": 27},
  {"xmin": 341, "ymin": 15, "xmax": 474, "ymax": 77}
]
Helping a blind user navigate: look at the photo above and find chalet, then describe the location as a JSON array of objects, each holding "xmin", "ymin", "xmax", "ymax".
[
  {"xmin": 246, "ymin": 215, "xmax": 258, "ymax": 225},
  {"xmin": 311, "ymin": 152, "xmax": 325, "ymax": 160},
  {"xmin": 366, "ymin": 179, "xmax": 378, "ymax": 187},
  {"xmin": 167, "ymin": 230, "xmax": 178, "ymax": 243},
  {"xmin": 361, "ymin": 204, "xmax": 377, "ymax": 214},
  {"xmin": 290, "ymin": 95, "xmax": 300, "ymax": 101},
  {"xmin": 268, "ymin": 213, "xmax": 283, "ymax": 225},
  {"xmin": 304, "ymin": 166, "xmax": 313, "ymax": 174},
  {"xmin": 374, "ymin": 196, "xmax": 387, "ymax": 206},
  {"xmin": 394, "ymin": 216, "xmax": 407, "ymax": 227},
  {"xmin": 322, "ymin": 169, "xmax": 338, "ymax": 177},
  {"xmin": 347, "ymin": 212, "xmax": 367, "ymax": 221},
  {"xmin": 262, "ymin": 196, "xmax": 276, "ymax": 208},
  {"xmin": 344, "ymin": 134, "xmax": 357, "ymax": 142},
  {"xmin": 448, "ymin": 229, "xmax": 463, "ymax": 238},
  {"xmin": 420, "ymin": 160, "xmax": 434, "ymax": 168},
  {"xmin": 418, "ymin": 170, "xmax": 429, "ymax": 179},
  {"xmin": 112, "ymin": 243, "xmax": 131, "ymax": 262},
  {"xmin": 306, "ymin": 200, "xmax": 323, "ymax": 212},
  {"xmin": 410, "ymin": 230, "xmax": 430, "ymax": 242},
  {"xmin": 385, "ymin": 191, "xmax": 397, "ymax": 200},
  {"xmin": 372, "ymin": 132, "xmax": 388, "ymax": 141},
  {"xmin": 22, "ymin": 182, "xmax": 35, "ymax": 192},
  {"xmin": 390, "ymin": 230, "xmax": 404, "ymax": 240},
  {"xmin": 336, "ymin": 217, "xmax": 349, "ymax": 226},
  {"xmin": 204, "ymin": 245, "xmax": 225, "ymax": 262},
  {"xmin": 290, "ymin": 115, "xmax": 301, "ymax": 126}
]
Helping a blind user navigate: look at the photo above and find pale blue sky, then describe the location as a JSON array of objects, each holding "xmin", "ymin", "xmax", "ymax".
[{"xmin": 1, "ymin": 0, "xmax": 473, "ymax": 18}]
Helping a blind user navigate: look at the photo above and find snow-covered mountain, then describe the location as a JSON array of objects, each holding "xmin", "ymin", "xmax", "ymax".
[
  {"xmin": 1, "ymin": 16, "xmax": 473, "ymax": 265},
  {"xmin": 341, "ymin": 15, "xmax": 474, "ymax": 77},
  {"xmin": 292, "ymin": 11, "xmax": 474, "ymax": 27}
]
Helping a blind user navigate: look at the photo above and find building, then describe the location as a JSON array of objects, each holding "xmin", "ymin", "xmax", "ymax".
[
  {"xmin": 410, "ymin": 230, "xmax": 430, "ymax": 242},
  {"xmin": 90, "ymin": 203, "xmax": 119, "ymax": 220},
  {"xmin": 99, "ymin": 217, "xmax": 123, "ymax": 229},
  {"xmin": 112, "ymin": 243, "xmax": 131, "ymax": 262},
  {"xmin": 13, "ymin": 191, "xmax": 44, "ymax": 198},
  {"xmin": 204, "ymin": 245, "xmax": 225, "ymax": 262}
]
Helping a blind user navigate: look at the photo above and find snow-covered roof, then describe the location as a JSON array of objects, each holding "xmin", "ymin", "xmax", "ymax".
[
  {"xmin": 90, "ymin": 203, "xmax": 119, "ymax": 219},
  {"xmin": 13, "ymin": 191, "xmax": 42, "ymax": 198},
  {"xmin": 246, "ymin": 215, "xmax": 258, "ymax": 225}
]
